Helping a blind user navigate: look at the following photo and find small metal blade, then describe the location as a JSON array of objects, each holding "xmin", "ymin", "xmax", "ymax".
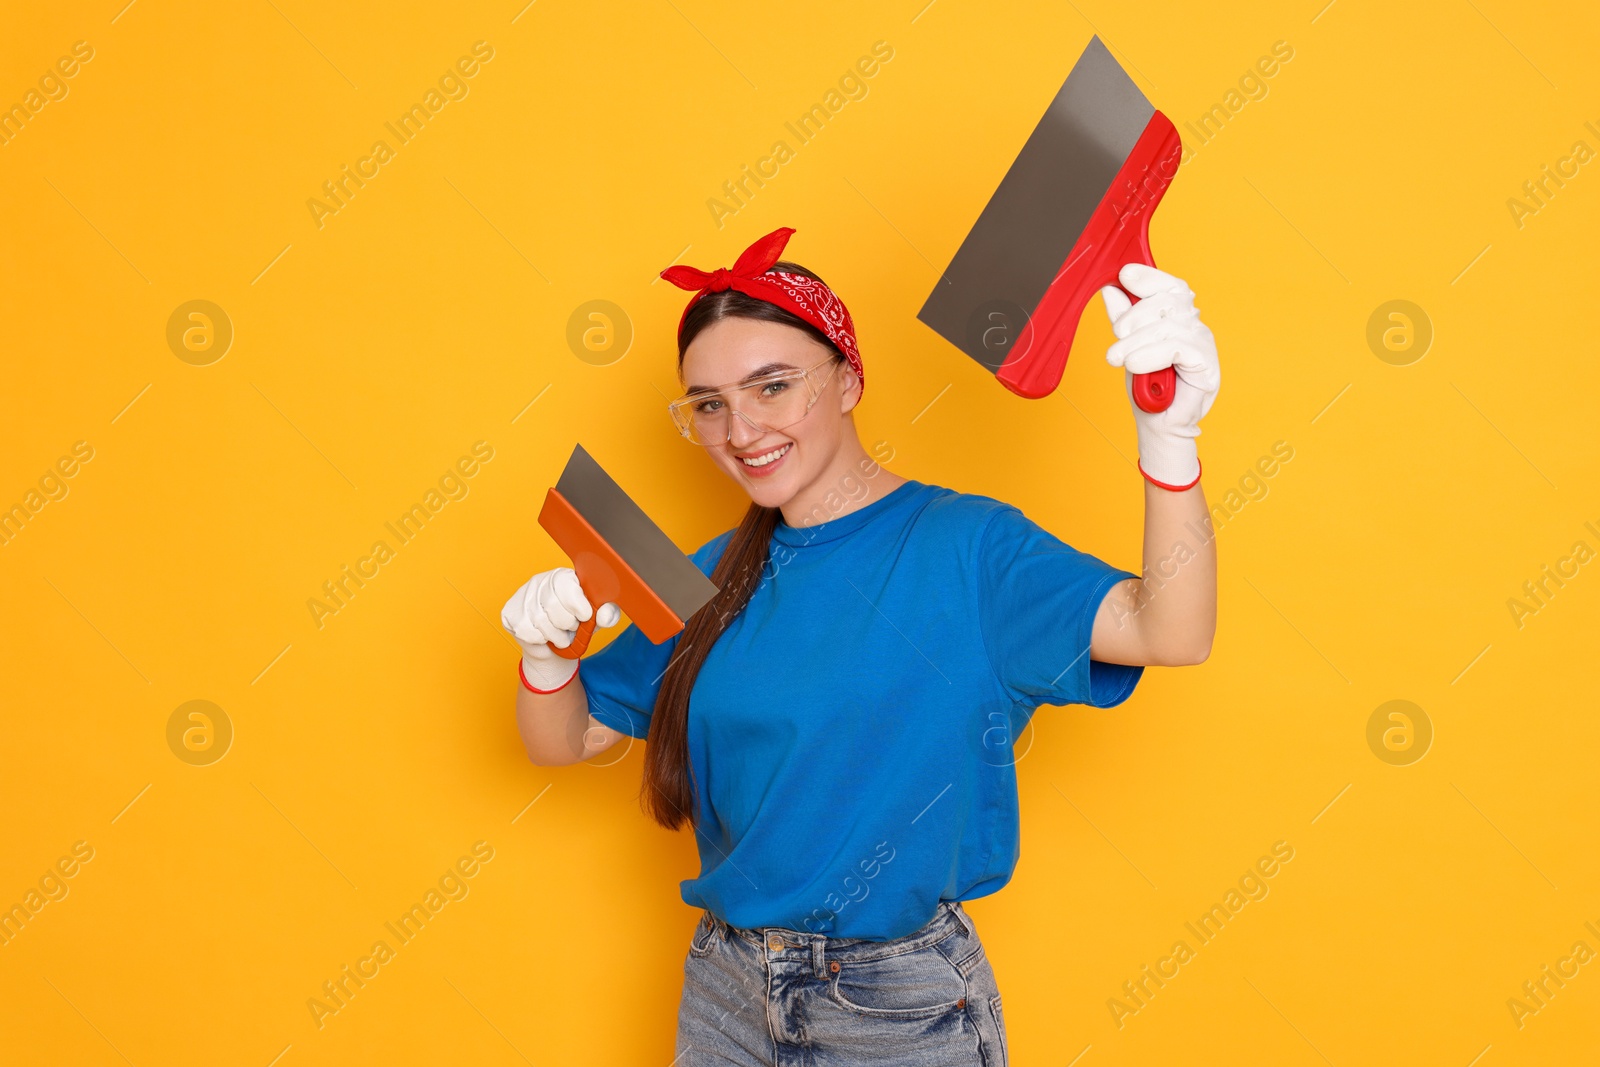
[
  {"xmin": 555, "ymin": 444, "xmax": 719, "ymax": 621},
  {"xmin": 917, "ymin": 36, "xmax": 1155, "ymax": 370}
]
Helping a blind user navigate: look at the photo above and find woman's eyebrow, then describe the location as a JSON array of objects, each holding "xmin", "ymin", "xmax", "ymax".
[{"xmin": 684, "ymin": 362, "xmax": 796, "ymax": 392}]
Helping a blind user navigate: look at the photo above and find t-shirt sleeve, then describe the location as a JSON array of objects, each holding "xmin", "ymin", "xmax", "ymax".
[
  {"xmin": 976, "ymin": 504, "xmax": 1144, "ymax": 709},
  {"xmin": 581, "ymin": 529, "xmax": 733, "ymax": 739}
]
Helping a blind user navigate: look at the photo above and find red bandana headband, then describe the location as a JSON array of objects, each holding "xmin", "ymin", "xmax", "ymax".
[{"xmin": 659, "ymin": 227, "xmax": 864, "ymax": 401}]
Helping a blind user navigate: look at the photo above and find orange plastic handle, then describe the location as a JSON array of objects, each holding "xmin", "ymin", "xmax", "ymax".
[
  {"xmin": 536, "ymin": 487, "xmax": 688, "ymax": 659},
  {"xmin": 551, "ymin": 610, "xmax": 597, "ymax": 660}
]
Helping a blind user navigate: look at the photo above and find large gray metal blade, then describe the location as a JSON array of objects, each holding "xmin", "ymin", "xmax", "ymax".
[
  {"xmin": 917, "ymin": 36, "xmax": 1155, "ymax": 370},
  {"xmin": 555, "ymin": 444, "xmax": 718, "ymax": 621}
]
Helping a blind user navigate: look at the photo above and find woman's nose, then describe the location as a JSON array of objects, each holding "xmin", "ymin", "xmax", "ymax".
[{"xmin": 726, "ymin": 410, "xmax": 766, "ymax": 448}]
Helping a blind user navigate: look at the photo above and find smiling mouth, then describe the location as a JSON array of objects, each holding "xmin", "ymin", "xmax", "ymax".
[{"xmin": 738, "ymin": 443, "xmax": 791, "ymax": 468}]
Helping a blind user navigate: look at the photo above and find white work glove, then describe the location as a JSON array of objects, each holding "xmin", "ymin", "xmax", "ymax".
[
  {"xmin": 1099, "ymin": 264, "xmax": 1221, "ymax": 489},
  {"xmin": 500, "ymin": 568, "xmax": 621, "ymax": 692}
]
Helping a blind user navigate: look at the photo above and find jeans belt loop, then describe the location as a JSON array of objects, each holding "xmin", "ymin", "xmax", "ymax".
[
  {"xmin": 811, "ymin": 936, "xmax": 826, "ymax": 979},
  {"xmin": 949, "ymin": 901, "xmax": 972, "ymax": 937}
]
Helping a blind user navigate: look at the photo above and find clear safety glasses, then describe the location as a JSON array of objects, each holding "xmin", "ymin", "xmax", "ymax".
[{"xmin": 668, "ymin": 356, "xmax": 843, "ymax": 446}]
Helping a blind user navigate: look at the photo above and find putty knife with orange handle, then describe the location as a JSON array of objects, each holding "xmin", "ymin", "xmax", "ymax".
[
  {"xmin": 917, "ymin": 36, "xmax": 1181, "ymax": 410},
  {"xmin": 538, "ymin": 444, "xmax": 719, "ymax": 659}
]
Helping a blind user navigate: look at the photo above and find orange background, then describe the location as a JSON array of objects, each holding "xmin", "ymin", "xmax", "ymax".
[{"xmin": 2, "ymin": 1, "xmax": 1597, "ymax": 1063}]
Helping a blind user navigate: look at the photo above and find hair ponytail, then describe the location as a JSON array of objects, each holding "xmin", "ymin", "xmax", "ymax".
[
  {"xmin": 643, "ymin": 502, "xmax": 778, "ymax": 829},
  {"xmin": 642, "ymin": 259, "xmax": 842, "ymax": 831}
]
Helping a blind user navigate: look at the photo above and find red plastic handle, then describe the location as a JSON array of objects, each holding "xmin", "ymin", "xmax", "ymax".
[
  {"xmin": 1117, "ymin": 283, "xmax": 1178, "ymax": 415},
  {"xmin": 995, "ymin": 110, "xmax": 1183, "ymax": 412}
]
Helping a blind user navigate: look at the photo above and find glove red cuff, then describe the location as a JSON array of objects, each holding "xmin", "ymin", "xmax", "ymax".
[
  {"xmin": 519, "ymin": 657, "xmax": 578, "ymax": 694},
  {"xmin": 1139, "ymin": 458, "xmax": 1202, "ymax": 493}
]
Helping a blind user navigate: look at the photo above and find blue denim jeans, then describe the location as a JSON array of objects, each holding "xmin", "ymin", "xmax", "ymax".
[{"xmin": 676, "ymin": 901, "xmax": 1008, "ymax": 1066}]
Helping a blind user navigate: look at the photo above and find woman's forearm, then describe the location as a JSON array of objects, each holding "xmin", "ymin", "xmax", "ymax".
[
  {"xmin": 1133, "ymin": 477, "xmax": 1217, "ymax": 663},
  {"xmin": 514, "ymin": 674, "xmax": 624, "ymax": 765},
  {"xmin": 1091, "ymin": 478, "xmax": 1218, "ymax": 666}
]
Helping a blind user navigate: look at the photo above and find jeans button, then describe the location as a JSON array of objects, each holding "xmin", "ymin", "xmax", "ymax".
[{"xmin": 767, "ymin": 936, "xmax": 784, "ymax": 951}]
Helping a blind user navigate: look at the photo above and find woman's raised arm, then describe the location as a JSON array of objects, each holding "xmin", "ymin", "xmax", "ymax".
[{"xmin": 1088, "ymin": 263, "xmax": 1221, "ymax": 667}]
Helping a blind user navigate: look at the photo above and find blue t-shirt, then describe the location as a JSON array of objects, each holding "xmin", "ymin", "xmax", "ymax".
[{"xmin": 580, "ymin": 479, "xmax": 1143, "ymax": 940}]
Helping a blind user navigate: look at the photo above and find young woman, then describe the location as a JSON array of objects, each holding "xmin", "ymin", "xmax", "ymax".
[{"xmin": 501, "ymin": 227, "xmax": 1219, "ymax": 1065}]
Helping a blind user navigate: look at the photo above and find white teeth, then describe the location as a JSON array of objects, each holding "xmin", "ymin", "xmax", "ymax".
[{"xmin": 741, "ymin": 444, "xmax": 791, "ymax": 468}]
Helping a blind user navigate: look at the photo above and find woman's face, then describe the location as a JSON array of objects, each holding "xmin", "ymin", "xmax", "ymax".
[{"xmin": 679, "ymin": 316, "xmax": 859, "ymax": 511}]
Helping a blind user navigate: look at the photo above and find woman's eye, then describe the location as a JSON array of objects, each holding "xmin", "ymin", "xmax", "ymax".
[
  {"xmin": 693, "ymin": 398, "xmax": 722, "ymax": 414},
  {"xmin": 759, "ymin": 380, "xmax": 790, "ymax": 397}
]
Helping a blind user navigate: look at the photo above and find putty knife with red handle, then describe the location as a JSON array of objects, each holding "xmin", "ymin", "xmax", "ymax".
[
  {"xmin": 538, "ymin": 444, "xmax": 719, "ymax": 659},
  {"xmin": 917, "ymin": 36, "xmax": 1182, "ymax": 411}
]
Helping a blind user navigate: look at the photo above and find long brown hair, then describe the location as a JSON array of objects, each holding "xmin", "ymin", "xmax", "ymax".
[{"xmin": 642, "ymin": 260, "xmax": 846, "ymax": 830}]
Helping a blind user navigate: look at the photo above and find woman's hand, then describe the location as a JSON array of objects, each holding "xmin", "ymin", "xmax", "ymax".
[
  {"xmin": 1099, "ymin": 264, "xmax": 1221, "ymax": 490},
  {"xmin": 500, "ymin": 568, "xmax": 621, "ymax": 692}
]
